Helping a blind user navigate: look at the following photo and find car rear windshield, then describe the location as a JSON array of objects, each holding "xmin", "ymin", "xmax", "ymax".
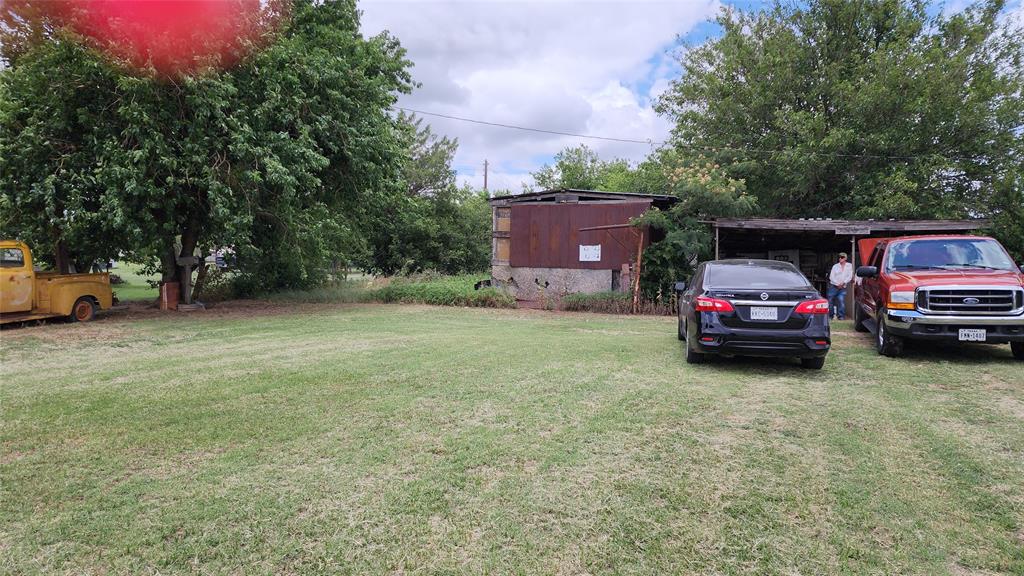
[
  {"xmin": 886, "ymin": 238, "xmax": 1016, "ymax": 272},
  {"xmin": 705, "ymin": 262, "xmax": 812, "ymax": 289}
]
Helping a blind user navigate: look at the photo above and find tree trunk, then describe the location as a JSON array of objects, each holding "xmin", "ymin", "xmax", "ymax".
[
  {"xmin": 53, "ymin": 236, "xmax": 71, "ymax": 274},
  {"xmin": 178, "ymin": 222, "xmax": 199, "ymax": 303},
  {"xmin": 160, "ymin": 240, "xmax": 179, "ymax": 283},
  {"xmin": 192, "ymin": 261, "xmax": 209, "ymax": 302}
]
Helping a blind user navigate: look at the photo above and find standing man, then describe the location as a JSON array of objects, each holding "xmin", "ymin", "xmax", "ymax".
[{"xmin": 827, "ymin": 252, "xmax": 853, "ymax": 320}]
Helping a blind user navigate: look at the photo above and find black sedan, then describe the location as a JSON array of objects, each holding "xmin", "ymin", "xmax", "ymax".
[{"xmin": 676, "ymin": 259, "xmax": 831, "ymax": 369}]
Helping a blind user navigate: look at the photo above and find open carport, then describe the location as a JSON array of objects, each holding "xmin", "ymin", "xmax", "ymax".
[{"xmin": 711, "ymin": 218, "xmax": 988, "ymax": 311}]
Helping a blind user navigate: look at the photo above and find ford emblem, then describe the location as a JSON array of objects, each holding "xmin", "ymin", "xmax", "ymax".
[
  {"xmin": 963, "ymin": 297, "xmax": 980, "ymax": 305},
  {"xmin": 760, "ymin": 292, "xmax": 769, "ymax": 301}
]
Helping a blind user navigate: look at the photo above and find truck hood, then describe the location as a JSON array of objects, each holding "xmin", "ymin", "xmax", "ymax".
[{"xmin": 888, "ymin": 269, "xmax": 1024, "ymax": 288}]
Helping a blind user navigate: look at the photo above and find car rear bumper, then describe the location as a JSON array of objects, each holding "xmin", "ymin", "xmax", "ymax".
[
  {"xmin": 692, "ymin": 318, "xmax": 830, "ymax": 358},
  {"xmin": 883, "ymin": 310, "xmax": 1024, "ymax": 343}
]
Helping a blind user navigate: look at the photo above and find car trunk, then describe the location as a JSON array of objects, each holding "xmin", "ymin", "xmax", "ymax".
[{"xmin": 708, "ymin": 289, "xmax": 816, "ymax": 330}]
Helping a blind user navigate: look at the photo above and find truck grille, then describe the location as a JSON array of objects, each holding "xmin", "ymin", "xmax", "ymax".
[{"xmin": 917, "ymin": 287, "xmax": 1024, "ymax": 315}]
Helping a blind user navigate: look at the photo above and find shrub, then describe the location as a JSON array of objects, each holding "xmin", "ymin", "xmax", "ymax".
[
  {"xmin": 560, "ymin": 291, "xmax": 674, "ymax": 315},
  {"xmin": 370, "ymin": 275, "xmax": 515, "ymax": 308},
  {"xmin": 561, "ymin": 291, "xmax": 632, "ymax": 313},
  {"xmin": 265, "ymin": 274, "xmax": 516, "ymax": 309}
]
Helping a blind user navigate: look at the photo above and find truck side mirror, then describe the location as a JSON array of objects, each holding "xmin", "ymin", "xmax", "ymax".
[
  {"xmin": 674, "ymin": 281, "xmax": 686, "ymax": 293},
  {"xmin": 856, "ymin": 265, "xmax": 878, "ymax": 278}
]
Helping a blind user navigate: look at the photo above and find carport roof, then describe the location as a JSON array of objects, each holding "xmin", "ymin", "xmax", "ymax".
[{"xmin": 712, "ymin": 218, "xmax": 988, "ymax": 234}]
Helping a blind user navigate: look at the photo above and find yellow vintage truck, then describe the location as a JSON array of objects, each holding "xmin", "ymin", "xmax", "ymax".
[{"xmin": 0, "ymin": 240, "xmax": 113, "ymax": 325}]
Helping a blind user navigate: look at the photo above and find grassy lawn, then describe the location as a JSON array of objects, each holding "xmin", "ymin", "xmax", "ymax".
[
  {"xmin": 2, "ymin": 304, "xmax": 1022, "ymax": 575},
  {"xmin": 110, "ymin": 262, "xmax": 159, "ymax": 302}
]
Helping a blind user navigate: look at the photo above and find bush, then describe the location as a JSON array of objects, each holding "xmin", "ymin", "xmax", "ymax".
[
  {"xmin": 561, "ymin": 291, "xmax": 632, "ymax": 314},
  {"xmin": 560, "ymin": 291, "xmax": 674, "ymax": 315},
  {"xmin": 371, "ymin": 275, "xmax": 515, "ymax": 308},
  {"xmin": 266, "ymin": 279, "xmax": 374, "ymax": 304},
  {"xmin": 265, "ymin": 274, "xmax": 516, "ymax": 309}
]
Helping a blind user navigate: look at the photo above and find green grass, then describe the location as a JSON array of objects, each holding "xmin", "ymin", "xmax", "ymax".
[
  {"xmin": 2, "ymin": 306, "xmax": 1023, "ymax": 575},
  {"xmin": 110, "ymin": 262, "xmax": 159, "ymax": 302}
]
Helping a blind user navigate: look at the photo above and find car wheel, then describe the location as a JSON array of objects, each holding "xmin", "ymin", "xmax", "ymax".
[
  {"xmin": 800, "ymin": 357, "xmax": 826, "ymax": 370},
  {"xmin": 685, "ymin": 340, "xmax": 705, "ymax": 364},
  {"xmin": 678, "ymin": 317, "xmax": 686, "ymax": 341},
  {"xmin": 875, "ymin": 308, "xmax": 904, "ymax": 357},
  {"xmin": 854, "ymin": 302, "xmax": 868, "ymax": 333},
  {"xmin": 1012, "ymin": 341, "xmax": 1024, "ymax": 361},
  {"xmin": 69, "ymin": 297, "xmax": 96, "ymax": 323}
]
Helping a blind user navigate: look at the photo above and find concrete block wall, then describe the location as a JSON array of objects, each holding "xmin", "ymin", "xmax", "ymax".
[{"xmin": 491, "ymin": 265, "xmax": 614, "ymax": 301}]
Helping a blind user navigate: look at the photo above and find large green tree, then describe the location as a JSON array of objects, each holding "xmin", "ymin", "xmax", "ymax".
[
  {"xmin": 657, "ymin": 0, "xmax": 1024, "ymax": 234},
  {"xmin": 529, "ymin": 144, "xmax": 673, "ymax": 195},
  {"xmin": 0, "ymin": 0, "xmax": 414, "ymax": 295},
  {"xmin": 363, "ymin": 113, "xmax": 491, "ymax": 275}
]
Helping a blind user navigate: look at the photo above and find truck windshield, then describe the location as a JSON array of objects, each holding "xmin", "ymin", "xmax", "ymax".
[{"xmin": 886, "ymin": 239, "xmax": 1016, "ymax": 272}]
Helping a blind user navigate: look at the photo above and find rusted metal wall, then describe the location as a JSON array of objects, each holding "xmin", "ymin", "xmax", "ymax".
[{"xmin": 509, "ymin": 201, "xmax": 651, "ymax": 269}]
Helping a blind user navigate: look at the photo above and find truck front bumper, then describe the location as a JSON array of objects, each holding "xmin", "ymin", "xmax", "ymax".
[{"xmin": 883, "ymin": 310, "xmax": 1024, "ymax": 343}]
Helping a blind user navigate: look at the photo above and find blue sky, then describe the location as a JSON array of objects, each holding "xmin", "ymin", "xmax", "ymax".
[{"xmin": 360, "ymin": 0, "xmax": 1023, "ymax": 192}]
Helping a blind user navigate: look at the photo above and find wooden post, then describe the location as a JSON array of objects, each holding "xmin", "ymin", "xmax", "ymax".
[
  {"xmin": 849, "ymin": 235, "xmax": 857, "ymax": 318},
  {"xmin": 632, "ymin": 229, "xmax": 644, "ymax": 314}
]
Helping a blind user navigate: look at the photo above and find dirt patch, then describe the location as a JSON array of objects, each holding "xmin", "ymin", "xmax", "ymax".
[
  {"xmin": 949, "ymin": 563, "xmax": 1001, "ymax": 576},
  {"xmin": 995, "ymin": 395, "xmax": 1024, "ymax": 420}
]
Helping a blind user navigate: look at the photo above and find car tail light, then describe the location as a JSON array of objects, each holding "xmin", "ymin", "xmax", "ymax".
[
  {"xmin": 695, "ymin": 296, "xmax": 734, "ymax": 313},
  {"xmin": 815, "ymin": 340, "xmax": 829, "ymax": 346},
  {"xmin": 794, "ymin": 299, "xmax": 829, "ymax": 314}
]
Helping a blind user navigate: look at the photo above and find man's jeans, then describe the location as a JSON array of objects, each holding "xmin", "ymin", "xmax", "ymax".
[{"xmin": 826, "ymin": 285, "xmax": 847, "ymax": 319}]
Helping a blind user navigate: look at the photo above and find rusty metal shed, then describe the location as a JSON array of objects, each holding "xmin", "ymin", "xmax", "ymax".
[{"xmin": 489, "ymin": 189, "xmax": 676, "ymax": 301}]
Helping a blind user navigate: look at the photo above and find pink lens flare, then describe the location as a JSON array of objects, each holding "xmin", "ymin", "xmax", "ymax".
[{"xmin": 43, "ymin": 0, "xmax": 284, "ymax": 76}]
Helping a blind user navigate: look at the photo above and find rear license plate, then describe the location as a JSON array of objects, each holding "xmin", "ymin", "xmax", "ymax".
[
  {"xmin": 958, "ymin": 329, "xmax": 986, "ymax": 342},
  {"xmin": 750, "ymin": 306, "xmax": 778, "ymax": 321}
]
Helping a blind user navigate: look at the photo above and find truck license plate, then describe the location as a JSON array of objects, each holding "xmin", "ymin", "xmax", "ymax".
[
  {"xmin": 958, "ymin": 329, "xmax": 986, "ymax": 342},
  {"xmin": 750, "ymin": 306, "xmax": 778, "ymax": 321}
]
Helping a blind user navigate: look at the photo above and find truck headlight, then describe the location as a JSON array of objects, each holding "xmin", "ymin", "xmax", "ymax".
[{"xmin": 888, "ymin": 291, "xmax": 916, "ymax": 310}]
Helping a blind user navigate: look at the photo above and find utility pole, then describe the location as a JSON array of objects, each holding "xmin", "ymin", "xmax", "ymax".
[{"xmin": 483, "ymin": 159, "xmax": 489, "ymax": 194}]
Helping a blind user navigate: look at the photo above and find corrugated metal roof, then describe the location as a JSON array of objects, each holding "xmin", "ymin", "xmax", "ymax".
[
  {"xmin": 713, "ymin": 218, "xmax": 987, "ymax": 232},
  {"xmin": 489, "ymin": 188, "xmax": 676, "ymax": 206}
]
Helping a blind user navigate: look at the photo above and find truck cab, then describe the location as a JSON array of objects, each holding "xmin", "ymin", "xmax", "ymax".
[
  {"xmin": 1, "ymin": 240, "xmax": 113, "ymax": 324},
  {"xmin": 854, "ymin": 235, "xmax": 1024, "ymax": 359}
]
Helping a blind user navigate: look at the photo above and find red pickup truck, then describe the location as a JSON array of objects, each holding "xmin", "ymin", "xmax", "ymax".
[{"xmin": 854, "ymin": 235, "xmax": 1024, "ymax": 359}]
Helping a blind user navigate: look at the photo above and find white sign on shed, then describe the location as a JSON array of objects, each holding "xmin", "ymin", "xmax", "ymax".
[{"xmin": 579, "ymin": 244, "xmax": 602, "ymax": 262}]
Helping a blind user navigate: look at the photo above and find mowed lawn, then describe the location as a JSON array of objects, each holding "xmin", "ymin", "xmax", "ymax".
[{"xmin": 2, "ymin": 304, "xmax": 1023, "ymax": 575}]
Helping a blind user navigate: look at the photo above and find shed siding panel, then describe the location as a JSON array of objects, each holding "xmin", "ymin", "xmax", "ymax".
[{"xmin": 509, "ymin": 202, "xmax": 651, "ymax": 269}]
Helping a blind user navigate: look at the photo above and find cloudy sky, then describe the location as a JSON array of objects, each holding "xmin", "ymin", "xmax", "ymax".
[{"xmin": 360, "ymin": 0, "xmax": 1024, "ymax": 193}]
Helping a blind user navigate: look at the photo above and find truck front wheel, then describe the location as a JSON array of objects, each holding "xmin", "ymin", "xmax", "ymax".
[
  {"xmin": 876, "ymin": 309, "xmax": 904, "ymax": 358},
  {"xmin": 70, "ymin": 297, "xmax": 96, "ymax": 323},
  {"xmin": 1012, "ymin": 341, "xmax": 1024, "ymax": 361}
]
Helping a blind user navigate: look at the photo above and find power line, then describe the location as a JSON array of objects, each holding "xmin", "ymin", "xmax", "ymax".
[
  {"xmin": 393, "ymin": 106, "xmax": 663, "ymax": 145},
  {"xmin": 394, "ymin": 105, "xmax": 996, "ymax": 162}
]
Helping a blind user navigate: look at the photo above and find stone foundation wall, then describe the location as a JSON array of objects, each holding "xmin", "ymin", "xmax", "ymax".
[{"xmin": 491, "ymin": 265, "xmax": 617, "ymax": 301}]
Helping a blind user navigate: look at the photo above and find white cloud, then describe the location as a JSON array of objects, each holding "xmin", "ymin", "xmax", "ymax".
[
  {"xmin": 1010, "ymin": 0, "xmax": 1024, "ymax": 27},
  {"xmin": 360, "ymin": 0, "xmax": 720, "ymax": 191}
]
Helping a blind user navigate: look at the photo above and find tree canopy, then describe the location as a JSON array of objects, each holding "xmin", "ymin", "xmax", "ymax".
[
  {"xmin": 657, "ymin": 0, "xmax": 1024, "ymax": 230},
  {"xmin": 529, "ymin": 144, "xmax": 673, "ymax": 195},
  {"xmin": 1, "ymin": 0, "xmax": 417, "ymax": 294}
]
